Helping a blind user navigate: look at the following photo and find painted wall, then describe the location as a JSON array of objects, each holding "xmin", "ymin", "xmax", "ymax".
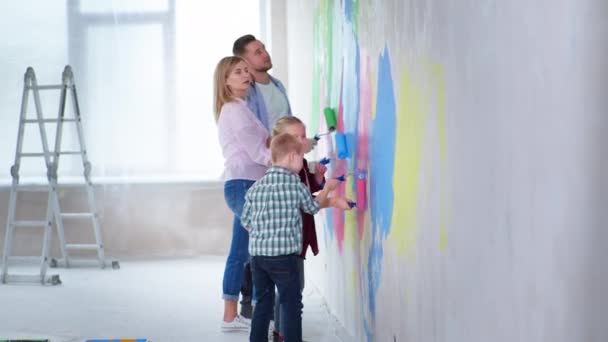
[{"xmin": 285, "ymin": 0, "xmax": 608, "ymax": 341}]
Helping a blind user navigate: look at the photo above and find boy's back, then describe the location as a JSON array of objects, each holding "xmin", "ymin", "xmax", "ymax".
[{"xmin": 241, "ymin": 166, "xmax": 321, "ymax": 257}]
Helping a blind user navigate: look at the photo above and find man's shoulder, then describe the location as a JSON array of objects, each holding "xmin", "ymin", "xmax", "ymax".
[{"xmin": 269, "ymin": 75, "xmax": 286, "ymax": 88}]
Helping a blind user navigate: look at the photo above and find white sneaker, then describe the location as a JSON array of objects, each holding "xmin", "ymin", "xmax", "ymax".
[{"xmin": 221, "ymin": 314, "xmax": 251, "ymax": 332}]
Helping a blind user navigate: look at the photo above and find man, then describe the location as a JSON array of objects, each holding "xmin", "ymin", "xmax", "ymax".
[
  {"xmin": 232, "ymin": 34, "xmax": 295, "ymax": 322},
  {"xmin": 232, "ymin": 34, "xmax": 292, "ymax": 130},
  {"xmin": 232, "ymin": 35, "xmax": 318, "ymax": 331}
]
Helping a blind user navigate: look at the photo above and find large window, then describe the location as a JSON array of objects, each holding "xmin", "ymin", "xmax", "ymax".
[{"xmin": 0, "ymin": 0, "xmax": 260, "ymax": 183}]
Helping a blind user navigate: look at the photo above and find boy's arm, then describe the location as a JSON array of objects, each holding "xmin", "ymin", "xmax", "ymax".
[
  {"xmin": 240, "ymin": 199, "xmax": 253, "ymax": 229},
  {"xmin": 298, "ymin": 183, "xmax": 323, "ymax": 214},
  {"xmin": 328, "ymin": 197, "xmax": 353, "ymax": 210}
]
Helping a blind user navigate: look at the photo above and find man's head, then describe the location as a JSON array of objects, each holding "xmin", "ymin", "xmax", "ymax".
[
  {"xmin": 270, "ymin": 133, "xmax": 304, "ymax": 173},
  {"xmin": 232, "ymin": 34, "xmax": 272, "ymax": 73}
]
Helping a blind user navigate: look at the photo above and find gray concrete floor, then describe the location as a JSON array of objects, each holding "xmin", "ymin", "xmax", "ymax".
[{"xmin": 0, "ymin": 256, "xmax": 342, "ymax": 342}]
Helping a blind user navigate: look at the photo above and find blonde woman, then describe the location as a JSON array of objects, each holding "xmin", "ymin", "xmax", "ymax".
[{"xmin": 213, "ymin": 56, "xmax": 270, "ymax": 332}]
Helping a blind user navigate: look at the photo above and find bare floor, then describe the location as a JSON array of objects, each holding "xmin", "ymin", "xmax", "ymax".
[{"xmin": 0, "ymin": 256, "xmax": 343, "ymax": 342}]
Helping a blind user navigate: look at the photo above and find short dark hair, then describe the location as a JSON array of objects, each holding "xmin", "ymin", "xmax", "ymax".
[{"xmin": 233, "ymin": 34, "xmax": 257, "ymax": 56}]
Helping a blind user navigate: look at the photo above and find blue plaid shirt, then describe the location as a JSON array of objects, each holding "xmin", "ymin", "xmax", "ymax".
[{"xmin": 241, "ymin": 166, "xmax": 321, "ymax": 256}]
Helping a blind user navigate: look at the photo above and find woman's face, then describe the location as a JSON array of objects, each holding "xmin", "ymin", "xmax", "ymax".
[{"xmin": 226, "ymin": 61, "xmax": 251, "ymax": 97}]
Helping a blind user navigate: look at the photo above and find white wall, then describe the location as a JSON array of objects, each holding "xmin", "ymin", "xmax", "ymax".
[
  {"xmin": 283, "ymin": 0, "xmax": 608, "ymax": 341},
  {"xmin": 0, "ymin": 183, "xmax": 233, "ymax": 258}
]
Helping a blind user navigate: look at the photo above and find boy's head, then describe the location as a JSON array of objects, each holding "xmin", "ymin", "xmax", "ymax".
[
  {"xmin": 270, "ymin": 133, "xmax": 304, "ymax": 173},
  {"xmin": 272, "ymin": 116, "xmax": 307, "ymax": 146}
]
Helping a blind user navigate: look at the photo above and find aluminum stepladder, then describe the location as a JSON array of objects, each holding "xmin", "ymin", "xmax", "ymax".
[{"xmin": 1, "ymin": 66, "xmax": 119, "ymax": 285}]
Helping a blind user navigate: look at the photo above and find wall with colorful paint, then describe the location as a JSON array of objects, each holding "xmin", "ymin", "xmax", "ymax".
[{"xmin": 284, "ymin": 0, "xmax": 608, "ymax": 341}]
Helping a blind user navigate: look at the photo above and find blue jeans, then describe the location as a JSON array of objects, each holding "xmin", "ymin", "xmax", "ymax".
[
  {"xmin": 275, "ymin": 256, "xmax": 305, "ymax": 336},
  {"xmin": 222, "ymin": 179, "xmax": 255, "ymax": 300},
  {"xmin": 250, "ymin": 254, "xmax": 303, "ymax": 342}
]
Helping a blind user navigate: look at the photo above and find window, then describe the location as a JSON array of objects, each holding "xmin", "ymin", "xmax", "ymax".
[{"xmin": 0, "ymin": 0, "xmax": 260, "ymax": 183}]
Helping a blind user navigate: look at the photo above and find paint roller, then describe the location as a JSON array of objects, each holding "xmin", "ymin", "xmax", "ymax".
[
  {"xmin": 356, "ymin": 170, "xmax": 367, "ymax": 210},
  {"xmin": 324, "ymin": 107, "xmax": 337, "ymax": 131},
  {"xmin": 335, "ymin": 132, "xmax": 349, "ymax": 159},
  {"xmin": 313, "ymin": 108, "xmax": 337, "ymax": 140},
  {"xmin": 314, "ymin": 109, "xmax": 337, "ymax": 140}
]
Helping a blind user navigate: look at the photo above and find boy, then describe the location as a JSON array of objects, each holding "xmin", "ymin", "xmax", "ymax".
[{"xmin": 241, "ymin": 133, "xmax": 350, "ymax": 342}]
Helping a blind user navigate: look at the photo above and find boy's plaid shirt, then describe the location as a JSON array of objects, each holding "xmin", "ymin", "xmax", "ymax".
[{"xmin": 241, "ymin": 166, "xmax": 321, "ymax": 256}]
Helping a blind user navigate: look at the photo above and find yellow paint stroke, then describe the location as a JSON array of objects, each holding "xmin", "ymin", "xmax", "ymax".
[
  {"xmin": 430, "ymin": 63, "xmax": 449, "ymax": 251},
  {"xmin": 391, "ymin": 66, "xmax": 424, "ymax": 255},
  {"xmin": 439, "ymin": 225, "xmax": 448, "ymax": 251}
]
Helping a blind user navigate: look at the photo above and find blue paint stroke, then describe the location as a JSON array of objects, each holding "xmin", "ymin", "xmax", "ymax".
[
  {"xmin": 367, "ymin": 45, "xmax": 396, "ymax": 320},
  {"xmin": 344, "ymin": 0, "xmax": 355, "ymax": 23},
  {"xmin": 370, "ymin": 45, "xmax": 395, "ymax": 240},
  {"xmin": 367, "ymin": 236, "xmax": 384, "ymax": 337},
  {"xmin": 325, "ymin": 207, "xmax": 335, "ymax": 240}
]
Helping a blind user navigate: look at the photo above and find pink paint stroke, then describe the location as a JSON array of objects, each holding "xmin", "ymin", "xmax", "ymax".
[{"xmin": 355, "ymin": 52, "xmax": 372, "ymax": 240}]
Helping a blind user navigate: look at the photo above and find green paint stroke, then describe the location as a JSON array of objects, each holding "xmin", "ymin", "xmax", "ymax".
[{"xmin": 323, "ymin": 0, "xmax": 334, "ymax": 105}]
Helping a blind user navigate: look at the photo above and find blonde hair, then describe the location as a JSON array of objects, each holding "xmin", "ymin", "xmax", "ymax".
[
  {"xmin": 272, "ymin": 116, "xmax": 305, "ymax": 137},
  {"xmin": 213, "ymin": 56, "xmax": 246, "ymax": 121},
  {"xmin": 270, "ymin": 133, "xmax": 303, "ymax": 163}
]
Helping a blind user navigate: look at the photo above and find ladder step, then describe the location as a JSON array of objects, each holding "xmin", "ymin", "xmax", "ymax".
[
  {"xmin": 12, "ymin": 220, "xmax": 48, "ymax": 227},
  {"xmin": 19, "ymin": 152, "xmax": 50, "ymax": 157},
  {"xmin": 23, "ymin": 118, "xmax": 77, "ymax": 123},
  {"xmin": 61, "ymin": 213, "xmax": 94, "ymax": 219},
  {"xmin": 26, "ymin": 84, "xmax": 65, "ymax": 90},
  {"xmin": 3, "ymin": 273, "xmax": 61, "ymax": 285},
  {"xmin": 66, "ymin": 244, "xmax": 99, "ymax": 250},
  {"xmin": 19, "ymin": 151, "xmax": 82, "ymax": 157},
  {"xmin": 51, "ymin": 258, "xmax": 120, "ymax": 270}
]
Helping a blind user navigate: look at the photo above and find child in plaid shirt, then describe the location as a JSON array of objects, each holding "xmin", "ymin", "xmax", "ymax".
[
  {"xmin": 269, "ymin": 116, "xmax": 328, "ymax": 341},
  {"xmin": 241, "ymin": 133, "xmax": 351, "ymax": 342}
]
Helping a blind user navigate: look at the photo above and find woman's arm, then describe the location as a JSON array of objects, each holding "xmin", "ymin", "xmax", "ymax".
[{"xmin": 221, "ymin": 102, "xmax": 271, "ymax": 166}]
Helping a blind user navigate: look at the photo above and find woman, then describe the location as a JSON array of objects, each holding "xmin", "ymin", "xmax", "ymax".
[{"xmin": 213, "ymin": 56, "xmax": 271, "ymax": 332}]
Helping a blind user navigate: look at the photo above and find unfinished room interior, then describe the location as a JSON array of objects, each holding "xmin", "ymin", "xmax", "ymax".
[{"xmin": 0, "ymin": 0, "xmax": 607, "ymax": 342}]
